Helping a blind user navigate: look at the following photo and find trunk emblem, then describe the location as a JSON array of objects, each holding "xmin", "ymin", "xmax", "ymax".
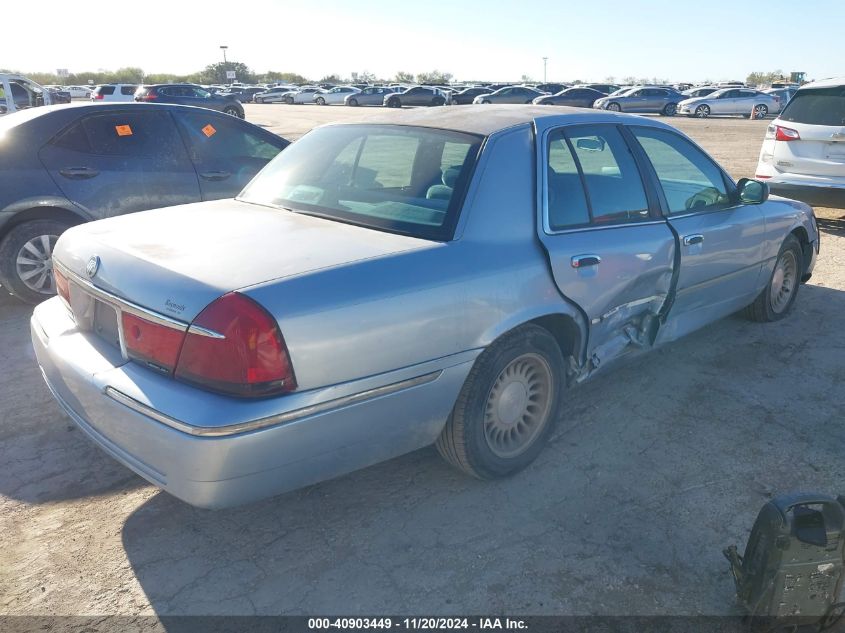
[{"xmin": 86, "ymin": 256, "xmax": 100, "ymax": 278}]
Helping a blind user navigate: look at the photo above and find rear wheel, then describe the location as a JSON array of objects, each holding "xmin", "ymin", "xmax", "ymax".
[
  {"xmin": 662, "ymin": 102, "xmax": 677, "ymax": 116},
  {"xmin": 0, "ymin": 219, "xmax": 73, "ymax": 304},
  {"xmin": 695, "ymin": 104, "xmax": 710, "ymax": 118},
  {"xmin": 751, "ymin": 104, "xmax": 768, "ymax": 119},
  {"xmin": 432, "ymin": 96, "xmax": 445, "ymax": 106},
  {"xmin": 436, "ymin": 324, "xmax": 564, "ymax": 479},
  {"xmin": 744, "ymin": 234, "xmax": 803, "ymax": 322},
  {"xmin": 255, "ymin": 97, "xmax": 263, "ymax": 104}
]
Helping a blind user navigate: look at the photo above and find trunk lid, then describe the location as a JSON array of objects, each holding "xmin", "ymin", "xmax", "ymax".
[{"xmin": 54, "ymin": 198, "xmax": 436, "ymax": 322}]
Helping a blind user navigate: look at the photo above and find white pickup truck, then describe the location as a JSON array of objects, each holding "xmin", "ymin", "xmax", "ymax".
[{"xmin": 0, "ymin": 74, "xmax": 53, "ymax": 115}]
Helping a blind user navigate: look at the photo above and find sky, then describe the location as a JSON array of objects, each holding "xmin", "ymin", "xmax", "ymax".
[{"xmin": 6, "ymin": 0, "xmax": 843, "ymax": 83}]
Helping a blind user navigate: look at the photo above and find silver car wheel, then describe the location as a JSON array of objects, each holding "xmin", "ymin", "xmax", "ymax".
[
  {"xmin": 607, "ymin": 102, "xmax": 621, "ymax": 112},
  {"xmin": 753, "ymin": 104, "xmax": 768, "ymax": 119},
  {"xmin": 695, "ymin": 105, "xmax": 710, "ymax": 118},
  {"xmin": 483, "ymin": 353, "xmax": 553, "ymax": 459},
  {"xmin": 16, "ymin": 234, "xmax": 58, "ymax": 294},
  {"xmin": 770, "ymin": 249, "xmax": 797, "ymax": 314}
]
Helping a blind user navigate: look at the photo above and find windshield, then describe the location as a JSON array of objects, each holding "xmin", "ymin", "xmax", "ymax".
[
  {"xmin": 239, "ymin": 124, "xmax": 483, "ymax": 241},
  {"xmin": 779, "ymin": 86, "xmax": 845, "ymax": 126}
]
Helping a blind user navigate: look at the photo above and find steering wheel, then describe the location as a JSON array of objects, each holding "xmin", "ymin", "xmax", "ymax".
[{"xmin": 685, "ymin": 187, "xmax": 724, "ymax": 210}]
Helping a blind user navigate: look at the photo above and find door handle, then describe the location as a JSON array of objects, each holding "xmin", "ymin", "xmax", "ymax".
[
  {"xmin": 683, "ymin": 234, "xmax": 704, "ymax": 246},
  {"xmin": 59, "ymin": 167, "xmax": 99, "ymax": 180},
  {"xmin": 571, "ymin": 254, "xmax": 601, "ymax": 268},
  {"xmin": 199, "ymin": 171, "xmax": 231, "ymax": 181}
]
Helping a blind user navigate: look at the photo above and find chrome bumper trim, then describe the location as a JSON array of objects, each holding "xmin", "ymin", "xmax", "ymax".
[{"xmin": 104, "ymin": 370, "xmax": 443, "ymax": 437}]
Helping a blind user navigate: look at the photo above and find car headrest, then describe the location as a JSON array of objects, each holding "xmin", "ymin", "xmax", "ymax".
[{"xmin": 442, "ymin": 167, "xmax": 460, "ymax": 188}]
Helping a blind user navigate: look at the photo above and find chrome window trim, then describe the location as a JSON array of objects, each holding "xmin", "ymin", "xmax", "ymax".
[{"xmin": 104, "ymin": 370, "xmax": 443, "ymax": 437}]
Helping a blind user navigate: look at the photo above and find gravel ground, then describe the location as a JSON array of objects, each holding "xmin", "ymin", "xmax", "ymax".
[{"xmin": 2, "ymin": 107, "xmax": 844, "ymax": 618}]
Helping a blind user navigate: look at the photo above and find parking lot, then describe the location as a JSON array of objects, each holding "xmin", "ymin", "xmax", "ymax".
[{"xmin": 2, "ymin": 106, "xmax": 844, "ymax": 617}]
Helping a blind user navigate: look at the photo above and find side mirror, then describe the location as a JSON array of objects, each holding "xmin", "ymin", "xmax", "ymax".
[
  {"xmin": 737, "ymin": 178, "xmax": 769, "ymax": 204},
  {"xmin": 576, "ymin": 137, "xmax": 605, "ymax": 152}
]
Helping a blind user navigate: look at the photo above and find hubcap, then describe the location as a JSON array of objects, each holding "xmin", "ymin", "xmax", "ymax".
[
  {"xmin": 697, "ymin": 106, "xmax": 709, "ymax": 118},
  {"xmin": 754, "ymin": 106, "xmax": 766, "ymax": 118},
  {"xmin": 608, "ymin": 103, "xmax": 620, "ymax": 111},
  {"xmin": 483, "ymin": 353, "xmax": 553, "ymax": 459},
  {"xmin": 16, "ymin": 234, "xmax": 58, "ymax": 294},
  {"xmin": 770, "ymin": 250, "xmax": 797, "ymax": 313}
]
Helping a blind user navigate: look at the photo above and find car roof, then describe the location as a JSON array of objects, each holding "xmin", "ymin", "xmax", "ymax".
[
  {"xmin": 799, "ymin": 77, "xmax": 845, "ymax": 90},
  {"xmin": 326, "ymin": 104, "xmax": 675, "ymax": 136}
]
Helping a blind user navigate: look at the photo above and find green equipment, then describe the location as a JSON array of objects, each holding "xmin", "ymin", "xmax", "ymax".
[{"xmin": 724, "ymin": 493, "xmax": 845, "ymax": 629}]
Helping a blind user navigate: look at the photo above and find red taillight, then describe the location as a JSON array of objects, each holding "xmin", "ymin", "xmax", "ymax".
[
  {"xmin": 138, "ymin": 93, "xmax": 156, "ymax": 101},
  {"xmin": 121, "ymin": 312, "xmax": 185, "ymax": 374},
  {"xmin": 94, "ymin": 93, "xmax": 104, "ymax": 100},
  {"xmin": 174, "ymin": 293, "xmax": 296, "ymax": 397},
  {"xmin": 54, "ymin": 267, "xmax": 70, "ymax": 304},
  {"xmin": 775, "ymin": 125, "xmax": 800, "ymax": 141}
]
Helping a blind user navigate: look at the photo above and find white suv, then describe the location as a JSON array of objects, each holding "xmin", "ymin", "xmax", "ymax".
[
  {"xmin": 90, "ymin": 84, "xmax": 138, "ymax": 102},
  {"xmin": 756, "ymin": 77, "xmax": 845, "ymax": 201}
]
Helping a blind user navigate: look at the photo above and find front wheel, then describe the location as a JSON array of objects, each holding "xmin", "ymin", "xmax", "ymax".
[
  {"xmin": 255, "ymin": 97, "xmax": 263, "ymax": 104},
  {"xmin": 432, "ymin": 97, "xmax": 445, "ymax": 106},
  {"xmin": 436, "ymin": 324, "xmax": 564, "ymax": 479},
  {"xmin": 283, "ymin": 96, "xmax": 294, "ymax": 105},
  {"xmin": 606, "ymin": 102, "xmax": 621, "ymax": 112},
  {"xmin": 744, "ymin": 234, "xmax": 803, "ymax": 322},
  {"xmin": 695, "ymin": 105, "xmax": 710, "ymax": 118},
  {"xmin": 0, "ymin": 219, "xmax": 73, "ymax": 304},
  {"xmin": 387, "ymin": 98, "xmax": 401, "ymax": 108},
  {"xmin": 222, "ymin": 106, "xmax": 242, "ymax": 118},
  {"xmin": 315, "ymin": 97, "xmax": 326, "ymax": 106}
]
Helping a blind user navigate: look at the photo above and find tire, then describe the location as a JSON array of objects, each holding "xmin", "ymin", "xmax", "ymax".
[
  {"xmin": 662, "ymin": 102, "xmax": 677, "ymax": 116},
  {"xmin": 387, "ymin": 98, "xmax": 401, "ymax": 108},
  {"xmin": 347, "ymin": 97, "xmax": 358, "ymax": 107},
  {"xmin": 432, "ymin": 97, "xmax": 445, "ymax": 106},
  {"xmin": 606, "ymin": 102, "xmax": 621, "ymax": 112},
  {"xmin": 481, "ymin": 99, "xmax": 491, "ymax": 104},
  {"xmin": 284, "ymin": 96, "xmax": 293, "ymax": 105},
  {"xmin": 695, "ymin": 105, "xmax": 710, "ymax": 118},
  {"xmin": 316, "ymin": 97, "xmax": 326, "ymax": 106},
  {"xmin": 751, "ymin": 104, "xmax": 768, "ymax": 119},
  {"xmin": 255, "ymin": 97, "xmax": 263, "ymax": 104},
  {"xmin": 743, "ymin": 234, "xmax": 803, "ymax": 322},
  {"xmin": 0, "ymin": 219, "xmax": 73, "ymax": 304},
  {"xmin": 222, "ymin": 105, "xmax": 242, "ymax": 118},
  {"xmin": 436, "ymin": 324, "xmax": 565, "ymax": 479}
]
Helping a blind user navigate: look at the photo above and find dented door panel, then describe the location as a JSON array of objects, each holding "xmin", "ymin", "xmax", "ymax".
[{"xmin": 538, "ymin": 223, "xmax": 676, "ymax": 367}]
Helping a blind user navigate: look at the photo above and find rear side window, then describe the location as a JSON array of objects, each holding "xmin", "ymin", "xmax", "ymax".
[
  {"xmin": 121, "ymin": 86, "xmax": 137, "ymax": 95},
  {"xmin": 78, "ymin": 111, "xmax": 182, "ymax": 157},
  {"xmin": 566, "ymin": 125, "xmax": 649, "ymax": 223},
  {"xmin": 546, "ymin": 133, "xmax": 591, "ymax": 229},
  {"xmin": 780, "ymin": 87, "xmax": 845, "ymax": 126},
  {"xmin": 97, "ymin": 86, "xmax": 115, "ymax": 95}
]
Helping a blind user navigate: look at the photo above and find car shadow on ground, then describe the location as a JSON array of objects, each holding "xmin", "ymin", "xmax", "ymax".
[
  {"xmin": 817, "ymin": 214, "xmax": 845, "ymax": 237},
  {"xmin": 0, "ymin": 290, "xmax": 147, "ymax": 504},
  {"xmin": 120, "ymin": 283, "xmax": 845, "ymax": 617}
]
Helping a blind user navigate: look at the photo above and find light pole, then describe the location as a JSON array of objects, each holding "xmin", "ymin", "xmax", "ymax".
[
  {"xmin": 220, "ymin": 45, "xmax": 228, "ymax": 65},
  {"xmin": 543, "ymin": 57, "xmax": 548, "ymax": 83}
]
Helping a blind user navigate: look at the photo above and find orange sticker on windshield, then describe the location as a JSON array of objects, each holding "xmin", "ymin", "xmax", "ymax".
[
  {"xmin": 115, "ymin": 125, "xmax": 133, "ymax": 136},
  {"xmin": 202, "ymin": 124, "xmax": 216, "ymax": 137}
]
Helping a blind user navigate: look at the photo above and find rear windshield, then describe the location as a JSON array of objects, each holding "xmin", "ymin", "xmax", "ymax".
[
  {"xmin": 780, "ymin": 86, "xmax": 845, "ymax": 126},
  {"xmin": 239, "ymin": 124, "xmax": 482, "ymax": 241}
]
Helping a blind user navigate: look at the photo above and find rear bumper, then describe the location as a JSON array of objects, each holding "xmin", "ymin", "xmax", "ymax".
[
  {"xmin": 756, "ymin": 161, "xmax": 845, "ymax": 207},
  {"xmin": 31, "ymin": 298, "xmax": 475, "ymax": 509}
]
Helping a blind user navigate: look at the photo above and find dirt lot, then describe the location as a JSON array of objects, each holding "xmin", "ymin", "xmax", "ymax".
[{"xmin": 2, "ymin": 106, "xmax": 844, "ymax": 618}]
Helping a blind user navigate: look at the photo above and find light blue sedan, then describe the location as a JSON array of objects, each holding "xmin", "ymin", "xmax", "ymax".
[{"xmin": 32, "ymin": 106, "xmax": 819, "ymax": 508}]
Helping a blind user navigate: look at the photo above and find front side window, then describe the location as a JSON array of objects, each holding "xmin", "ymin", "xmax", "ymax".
[
  {"xmin": 239, "ymin": 125, "xmax": 482, "ymax": 240},
  {"xmin": 632, "ymin": 126, "xmax": 730, "ymax": 214}
]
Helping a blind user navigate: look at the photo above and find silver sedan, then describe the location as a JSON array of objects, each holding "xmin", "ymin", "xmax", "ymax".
[
  {"xmin": 33, "ymin": 106, "xmax": 818, "ymax": 508},
  {"xmin": 677, "ymin": 88, "xmax": 780, "ymax": 118}
]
